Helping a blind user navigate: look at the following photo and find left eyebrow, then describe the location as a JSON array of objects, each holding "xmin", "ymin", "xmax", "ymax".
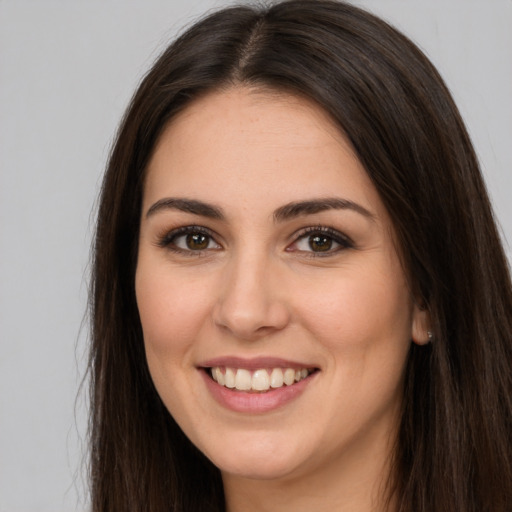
[{"xmin": 273, "ymin": 198, "xmax": 376, "ymax": 223}]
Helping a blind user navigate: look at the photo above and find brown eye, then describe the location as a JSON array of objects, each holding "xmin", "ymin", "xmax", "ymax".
[
  {"xmin": 309, "ymin": 235, "xmax": 333, "ymax": 252},
  {"xmin": 290, "ymin": 227, "xmax": 352, "ymax": 256},
  {"xmin": 186, "ymin": 232, "xmax": 210, "ymax": 250},
  {"xmin": 161, "ymin": 227, "xmax": 221, "ymax": 253}
]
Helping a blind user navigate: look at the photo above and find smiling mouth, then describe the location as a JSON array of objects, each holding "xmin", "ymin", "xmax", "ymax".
[{"xmin": 208, "ymin": 366, "xmax": 317, "ymax": 393}]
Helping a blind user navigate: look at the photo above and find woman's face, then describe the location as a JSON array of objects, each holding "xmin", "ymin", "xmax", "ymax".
[{"xmin": 136, "ymin": 88, "xmax": 428, "ymax": 483}]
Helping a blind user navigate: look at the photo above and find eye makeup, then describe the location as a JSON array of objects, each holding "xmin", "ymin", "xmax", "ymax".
[
  {"xmin": 155, "ymin": 225, "xmax": 221, "ymax": 256},
  {"xmin": 154, "ymin": 222, "xmax": 354, "ymax": 259},
  {"xmin": 287, "ymin": 226, "xmax": 355, "ymax": 257}
]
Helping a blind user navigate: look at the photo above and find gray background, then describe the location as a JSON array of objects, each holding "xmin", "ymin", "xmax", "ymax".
[{"xmin": 1, "ymin": 1, "xmax": 510, "ymax": 511}]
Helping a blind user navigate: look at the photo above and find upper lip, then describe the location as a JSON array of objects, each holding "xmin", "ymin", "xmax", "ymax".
[{"xmin": 199, "ymin": 356, "xmax": 318, "ymax": 370}]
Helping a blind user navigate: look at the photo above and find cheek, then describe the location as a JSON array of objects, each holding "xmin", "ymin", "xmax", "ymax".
[
  {"xmin": 294, "ymin": 262, "xmax": 413, "ymax": 355},
  {"xmin": 135, "ymin": 262, "xmax": 216, "ymax": 422},
  {"xmin": 295, "ymin": 264, "xmax": 413, "ymax": 428},
  {"xmin": 135, "ymin": 263, "xmax": 213, "ymax": 358}
]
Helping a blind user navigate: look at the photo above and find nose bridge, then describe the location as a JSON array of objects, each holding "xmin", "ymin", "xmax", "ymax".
[{"xmin": 214, "ymin": 243, "xmax": 289, "ymax": 339}]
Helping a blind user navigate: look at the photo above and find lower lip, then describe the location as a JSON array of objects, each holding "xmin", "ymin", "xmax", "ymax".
[{"xmin": 200, "ymin": 369, "xmax": 317, "ymax": 413}]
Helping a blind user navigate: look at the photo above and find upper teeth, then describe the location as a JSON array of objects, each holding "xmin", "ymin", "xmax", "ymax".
[{"xmin": 210, "ymin": 367, "xmax": 311, "ymax": 392}]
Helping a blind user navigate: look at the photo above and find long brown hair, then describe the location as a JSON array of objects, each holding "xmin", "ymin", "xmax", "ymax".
[{"xmin": 89, "ymin": 1, "xmax": 512, "ymax": 510}]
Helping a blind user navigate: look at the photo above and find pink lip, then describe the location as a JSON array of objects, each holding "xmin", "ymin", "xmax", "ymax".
[
  {"xmin": 199, "ymin": 365, "xmax": 318, "ymax": 414},
  {"xmin": 199, "ymin": 356, "xmax": 316, "ymax": 370}
]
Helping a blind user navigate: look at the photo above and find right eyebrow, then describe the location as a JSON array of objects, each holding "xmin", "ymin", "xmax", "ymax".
[{"xmin": 145, "ymin": 197, "xmax": 225, "ymax": 220}]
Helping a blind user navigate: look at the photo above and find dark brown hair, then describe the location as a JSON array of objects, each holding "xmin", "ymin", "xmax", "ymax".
[{"xmin": 89, "ymin": 1, "xmax": 512, "ymax": 510}]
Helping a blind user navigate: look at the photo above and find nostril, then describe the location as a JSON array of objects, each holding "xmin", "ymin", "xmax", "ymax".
[
  {"xmin": 212, "ymin": 271, "xmax": 291, "ymax": 339},
  {"xmin": 213, "ymin": 303, "xmax": 291, "ymax": 341}
]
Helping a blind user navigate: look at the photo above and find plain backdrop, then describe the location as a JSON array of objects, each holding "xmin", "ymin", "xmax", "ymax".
[{"xmin": 0, "ymin": 1, "xmax": 510, "ymax": 510}]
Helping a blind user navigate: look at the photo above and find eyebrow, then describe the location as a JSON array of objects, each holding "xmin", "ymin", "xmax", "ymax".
[
  {"xmin": 145, "ymin": 196, "xmax": 375, "ymax": 222},
  {"xmin": 273, "ymin": 198, "xmax": 376, "ymax": 222},
  {"xmin": 146, "ymin": 198, "xmax": 224, "ymax": 219}
]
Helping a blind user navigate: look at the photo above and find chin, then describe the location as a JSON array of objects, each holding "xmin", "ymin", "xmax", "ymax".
[
  {"xmin": 200, "ymin": 433, "xmax": 310, "ymax": 481},
  {"xmin": 215, "ymin": 456, "xmax": 300, "ymax": 481}
]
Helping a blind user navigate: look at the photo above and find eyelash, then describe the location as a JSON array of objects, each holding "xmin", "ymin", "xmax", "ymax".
[
  {"xmin": 157, "ymin": 225, "xmax": 220, "ymax": 256},
  {"xmin": 289, "ymin": 226, "xmax": 354, "ymax": 257},
  {"xmin": 156, "ymin": 225, "xmax": 354, "ymax": 257}
]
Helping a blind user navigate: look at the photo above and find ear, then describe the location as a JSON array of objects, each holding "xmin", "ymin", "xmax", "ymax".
[{"xmin": 411, "ymin": 303, "xmax": 432, "ymax": 345}]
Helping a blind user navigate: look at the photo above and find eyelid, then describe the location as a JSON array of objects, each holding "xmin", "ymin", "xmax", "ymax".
[
  {"xmin": 287, "ymin": 226, "xmax": 354, "ymax": 255},
  {"xmin": 155, "ymin": 224, "xmax": 353, "ymax": 257},
  {"xmin": 156, "ymin": 225, "xmax": 222, "ymax": 253}
]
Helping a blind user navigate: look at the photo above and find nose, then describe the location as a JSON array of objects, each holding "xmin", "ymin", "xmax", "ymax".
[{"xmin": 213, "ymin": 251, "xmax": 291, "ymax": 341}]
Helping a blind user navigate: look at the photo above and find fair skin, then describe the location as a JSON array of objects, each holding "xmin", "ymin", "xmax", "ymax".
[{"xmin": 135, "ymin": 87, "xmax": 429, "ymax": 512}]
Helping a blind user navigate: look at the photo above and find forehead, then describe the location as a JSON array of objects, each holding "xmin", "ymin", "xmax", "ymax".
[{"xmin": 143, "ymin": 87, "xmax": 384, "ymax": 220}]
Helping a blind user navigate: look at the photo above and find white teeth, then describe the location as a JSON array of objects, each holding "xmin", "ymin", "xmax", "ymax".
[
  {"xmin": 224, "ymin": 367, "xmax": 236, "ymax": 388},
  {"xmin": 252, "ymin": 369, "xmax": 270, "ymax": 391},
  {"xmin": 270, "ymin": 368, "xmax": 284, "ymax": 388},
  {"xmin": 283, "ymin": 368, "xmax": 295, "ymax": 386},
  {"xmin": 210, "ymin": 366, "xmax": 313, "ymax": 392},
  {"xmin": 235, "ymin": 369, "xmax": 252, "ymax": 390},
  {"xmin": 213, "ymin": 367, "xmax": 225, "ymax": 386}
]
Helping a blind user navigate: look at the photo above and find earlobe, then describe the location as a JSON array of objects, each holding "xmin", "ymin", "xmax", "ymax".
[{"xmin": 411, "ymin": 304, "xmax": 432, "ymax": 345}]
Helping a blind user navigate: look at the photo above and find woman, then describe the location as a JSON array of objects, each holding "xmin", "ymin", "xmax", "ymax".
[{"xmin": 89, "ymin": 1, "xmax": 512, "ymax": 510}]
